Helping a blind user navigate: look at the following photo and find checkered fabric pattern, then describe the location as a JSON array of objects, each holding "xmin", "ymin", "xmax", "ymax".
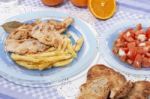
[
  {"xmin": 0, "ymin": 0, "xmax": 150, "ymax": 99},
  {"xmin": 0, "ymin": 77, "xmax": 64, "ymax": 99},
  {"xmin": 94, "ymin": 10, "xmax": 146, "ymax": 36}
]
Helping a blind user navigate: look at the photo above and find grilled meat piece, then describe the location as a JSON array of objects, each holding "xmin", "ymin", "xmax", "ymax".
[
  {"xmin": 30, "ymin": 17, "xmax": 73, "ymax": 47},
  {"xmin": 5, "ymin": 39, "xmax": 48, "ymax": 54}
]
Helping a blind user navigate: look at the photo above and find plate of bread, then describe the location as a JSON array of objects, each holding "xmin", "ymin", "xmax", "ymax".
[{"xmin": 78, "ymin": 64, "xmax": 150, "ymax": 99}]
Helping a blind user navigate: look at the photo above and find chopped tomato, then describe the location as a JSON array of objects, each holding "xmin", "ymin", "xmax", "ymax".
[
  {"xmin": 135, "ymin": 29, "xmax": 145, "ymax": 36},
  {"xmin": 122, "ymin": 31, "xmax": 135, "ymax": 42},
  {"xmin": 119, "ymin": 55, "xmax": 126, "ymax": 62},
  {"xmin": 146, "ymin": 27, "xmax": 150, "ymax": 38},
  {"xmin": 127, "ymin": 59, "xmax": 133, "ymax": 64},
  {"xmin": 130, "ymin": 29, "xmax": 136, "ymax": 37},
  {"xmin": 127, "ymin": 42, "xmax": 136, "ymax": 49},
  {"xmin": 127, "ymin": 47, "xmax": 137, "ymax": 60},
  {"xmin": 119, "ymin": 47, "xmax": 128, "ymax": 53},
  {"xmin": 142, "ymin": 57, "xmax": 150, "ymax": 68},
  {"xmin": 146, "ymin": 41, "xmax": 150, "ymax": 46},
  {"xmin": 115, "ymin": 42, "xmax": 127, "ymax": 47},
  {"xmin": 133, "ymin": 54, "xmax": 142, "ymax": 68},
  {"xmin": 137, "ymin": 47, "xmax": 148, "ymax": 54},
  {"xmin": 136, "ymin": 33, "xmax": 146, "ymax": 42},
  {"xmin": 113, "ymin": 23, "xmax": 150, "ymax": 69},
  {"xmin": 123, "ymin": 35, "xmax": 134, "ymax": 42},
  {"xmin": 146, "ymin": 53, "xmax": 150, "ymax": 58}
]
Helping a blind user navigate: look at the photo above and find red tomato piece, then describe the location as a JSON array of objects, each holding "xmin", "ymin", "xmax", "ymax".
[
  {"xmin": 136, "ymin": 33, "xmax": 146, "ymax": 42},
  {"xmin": 124, "ymin": 28, "xmax": 136, "ymax": 39},
  {"xmin": 146, "ymin": 27, "xmax": 150, "ymax": 38},
  {"xmin": 127, "ymin": 42, "xmax": 136, "ymax": 49},
  {"xmin": 127, "ymin": 47, "xmax": 137, "ymax": 60},
  {"xmin": 129, "ymin": 29, "xmax": 136, "ymax": 36},
  {"xmin": 121, "ymin": 47, "xmax": 129, "ymax": 53},
  {"xmin": 119, "ymin": 55, "xmax": 127, "ymax": 62},
  {"xmin": 146, "ymin": 41, "xmax": 150, "ymax": 46},
  {"xmin": 118, "ymin": 34, "xmax": 125, "ymax": 41},
  {"xmin": 146, "ymin": 53, "xmax": 150, "ymax": 58},
  {"xmin": 142, "ymin": 57, "xmax": 150, "ymax": 68},
  {"xmin": 135, "ymin": 29, "xmax": 145, "ymax": 36},
  {"xmin": 123, "ymin": 36, "xmax": 134, "ymax": 42},
  {"xmin": 137, "ymin": 47, "xmax": 147, "ymax": 54},
  {"xmin": 127, "ymin": 59, "xmax": 133, "ymax": 64},
  {"xmin": 115, "ymin": 42, "xmax": 127, "ymax": 47},
  {"xmin": 133, "ymin": 54, "xmax": 142, "ymax": 68}
]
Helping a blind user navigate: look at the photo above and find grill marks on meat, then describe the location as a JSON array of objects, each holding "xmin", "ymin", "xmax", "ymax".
[
  {"xmin": 4, "ymin": 22, "xmax": 46, "ymax": 54},
  {"xmin": 30, "ymin": 17, "xmax": 73, "ymax": 47},
  {"xmin": 7, "ymin": 24, "xmax": 32, "ymax": 40},
  {"xmin": 5, "ymin": 39, "xmax": 48, "ymax": 54},
  {"xmin": 5, "ymin": 17, "xmax": 73, "ymax": 54}
]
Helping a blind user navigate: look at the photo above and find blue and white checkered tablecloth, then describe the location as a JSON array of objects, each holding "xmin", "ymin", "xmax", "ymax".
[{"xmin": 0, "ymin": 0, "xmax": 150, "ymax": 99}]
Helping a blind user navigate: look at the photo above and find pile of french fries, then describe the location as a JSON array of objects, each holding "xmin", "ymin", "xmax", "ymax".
[{"xmin": 11, "ymin": 37, "xmax": 84, "ymax": 70}]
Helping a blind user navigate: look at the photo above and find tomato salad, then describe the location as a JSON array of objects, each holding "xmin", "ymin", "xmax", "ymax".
[{"xmin": 113, "ymin": 24, "xmax": 150, "ymax": 69}]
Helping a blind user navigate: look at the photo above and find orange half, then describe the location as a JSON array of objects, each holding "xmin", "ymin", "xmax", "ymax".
[{"xmin": 88, "ymin": 0, "xmax": 116, "ymax": 20}]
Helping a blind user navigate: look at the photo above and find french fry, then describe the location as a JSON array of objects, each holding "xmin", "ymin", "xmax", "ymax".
[
  {"xmin": 38, "ymin": 63, "xmax": 52, "ymax": 70},
  {"xmin": 27, "ymin": 51, "xmax": 67, "ymax": 57},
  {"xmin": 16, "ymin": 61, "xmax": 39, "ymax": 70},
  {"xmin": 16, "ymin": 61, "xmax": 51, "ymax": 70},
  {"xmin": 67, "ymin": 39, "xmax": 77, "ymax": 57},
  {"xmin": 58, "ymin": 40, "xmax": 64, "ymax": 51},
  {"xmin": 74, "ymin": 37, "xmax": 84, "ymax": 52},
  {"xmin": 53, "ymin": 58, "xmax": 73, "ymax": 67},
  {"xmin": 11, "ymin": 54, "xmax": 40, "ymax": 63},
  {"xmin": 12, "ymin": 50, "xmax": 71, "ymax": 64},
  {"xmin": 62, "ymin": 38, "xmax": 68, "ymax": 51},
  {"xmin": 46, "ymin": 47, "xmax": 56, "ymax": 52},
  {"xmin": 42, "ymin": 54, "xmax": 72, "ymax": 62}
]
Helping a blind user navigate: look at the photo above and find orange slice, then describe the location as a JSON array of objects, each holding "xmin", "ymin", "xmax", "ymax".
[{"xmin": 88, "ymin": 0, "xmax": 116, "ymax": 19}]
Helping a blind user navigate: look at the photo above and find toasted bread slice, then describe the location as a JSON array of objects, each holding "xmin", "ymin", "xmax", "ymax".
[
  {"xmin": 78, "ymin": 64, "xmax": 149, "ymax": 99},
  {"xmin": 114, "ymin": 81, "xmax": 133, "ymax": 99},
  {"xmin": 87, "ymin": 64, "xmax": 133, "ymax": 99},
  {"xmin": 124, "ymin": 81, "xmax": 150, "ymax": 99},
  {"xmin": 78, "ymin": 77, "xmax": 111, "ymax": 99},
  {"xmin": 87, "ymin": 64, "xmax": 126, "ymax": 81}
]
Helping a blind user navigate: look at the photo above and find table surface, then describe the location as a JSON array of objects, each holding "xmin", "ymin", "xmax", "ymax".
[{"xmin": 0, "ymin": 0, "xmax": 150, "ymax": 99}]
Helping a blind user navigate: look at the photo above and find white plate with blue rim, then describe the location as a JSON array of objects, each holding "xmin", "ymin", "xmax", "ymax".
[
  {"xmin": 0, "ymin": 10, "xmax": 98, "ymax": 87},
  {"xmin": 99, "ymin": 19, "xmax": 150, "ymax": 77}
]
